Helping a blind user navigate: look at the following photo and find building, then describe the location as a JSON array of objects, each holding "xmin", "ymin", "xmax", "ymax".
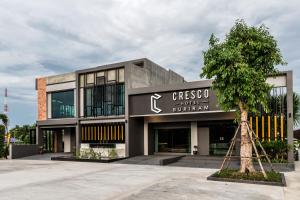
[{"xmin": 35, "ymin": 58, "xmax": 294, "ymax": 163}]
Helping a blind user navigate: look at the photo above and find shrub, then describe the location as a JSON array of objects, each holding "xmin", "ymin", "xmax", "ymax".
[
  {"xmin": 256, "ymin": 140, "xmax": 292, "ymax": 163},
  {"xmin": 213, "ymin": 169, "xmax": 282, "ymax": 182},
  {"xmin": 108, "ymin": 148, "xmax": 118, "ymax": 159}
]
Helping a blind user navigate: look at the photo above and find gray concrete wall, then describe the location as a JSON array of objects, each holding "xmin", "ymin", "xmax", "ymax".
[
  {"xmin": 9, "ymin": 144, "xmax": 39, "ymax": 159},
  {"xmin": 64, "ymin": 130, "xmax": 71, "ymax": 152},
  {"xmin": 127, "ymin": 59, "xmax": 184, "ymax": 89},
  {"xmin": 286, "ymin": 71, "xmax": 294, "ymax": 163},
  {"xmin": 197, "ymin": 127, "xmax": 209, "ymax": 155},
  {"xmin": 46, "ymin": 72, "xmax": 76, "ymax": 85}
]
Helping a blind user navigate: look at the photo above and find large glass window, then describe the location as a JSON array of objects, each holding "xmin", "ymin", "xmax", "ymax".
[
  {"xmin": 51, "ymin": 90, "xmax": 75, "ymax": 118},
  {"xmin": 84, "ymin": 83, "xmax": 125, "ymax": 117},
  {"xmin": 80, "ymin": 67, "xmax": 125, "ymax": 117}
]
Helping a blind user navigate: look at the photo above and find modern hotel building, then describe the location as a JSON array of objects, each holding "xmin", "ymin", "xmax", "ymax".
[{"xmin": 35, "ymin": 58, "xmax": 294, "ymax": 163}]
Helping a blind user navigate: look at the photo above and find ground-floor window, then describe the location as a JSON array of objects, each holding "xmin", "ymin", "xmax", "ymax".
[
  {"xmin": 153, "ymin": 128, "xmax": 191, "ymax": 153},
  {"xmin": 209, "ymin": 122, "xmax": 236, "ymax": 156},
  {"xmin": 81, "ymin": 123, "xmax": 125, "ymax": 144}
]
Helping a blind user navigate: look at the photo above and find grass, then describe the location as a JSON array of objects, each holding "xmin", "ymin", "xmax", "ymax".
[{"xmin": 212, "ymin": 169, "xmax": 282, "ymax": 182}]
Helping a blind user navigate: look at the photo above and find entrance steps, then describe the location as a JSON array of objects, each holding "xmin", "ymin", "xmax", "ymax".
[
  {"xmin": 115, "ymin": 155, "xmax": 184, "ymax": 166},
  {"xmin": 116, "ymin": 155, "xmax": 294, "ymax": 171},
  {"xmin": 167, "ymin": 155, "xmax": 240, "ymax": 169}
]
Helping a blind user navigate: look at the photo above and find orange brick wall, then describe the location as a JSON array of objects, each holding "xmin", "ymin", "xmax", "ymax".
[{"xmin": 37, "ymin": 78, "xmax": 47, "ymax": 121}]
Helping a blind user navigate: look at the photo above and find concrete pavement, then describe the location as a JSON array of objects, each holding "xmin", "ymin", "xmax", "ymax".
[{"xmin": 0, "ymin": 158, "xmax": 299, "ymax": 200}]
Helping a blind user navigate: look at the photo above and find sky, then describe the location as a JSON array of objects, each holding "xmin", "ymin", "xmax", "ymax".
[{"xmin": 0, "ymin": 0, "xmax": 299, "ymax": 128}]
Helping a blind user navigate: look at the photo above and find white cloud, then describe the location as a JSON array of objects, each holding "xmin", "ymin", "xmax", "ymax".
[{"xmin": 0, "ymin": 0, "xmax": 299, "ymax": 126}]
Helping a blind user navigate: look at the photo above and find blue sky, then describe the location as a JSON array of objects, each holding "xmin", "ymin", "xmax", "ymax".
[{"xmin": 0, "ymin": 0, "xmax": 299, "ymax": 128}]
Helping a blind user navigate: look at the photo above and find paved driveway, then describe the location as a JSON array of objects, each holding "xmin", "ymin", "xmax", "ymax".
[{"xmin": 0, "ymin": 159, "xmax": 298, "ymax": 200}]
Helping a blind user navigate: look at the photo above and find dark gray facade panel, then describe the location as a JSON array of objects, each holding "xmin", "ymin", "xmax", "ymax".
[
  {"xmin": 129, "ymin": 87, "xmax": 219, "ymax": 116},
  {"xmin": 127, "ymin": 80, "xmax": 213, "ymax": 95},
  {"xmin": 37, "ymin": 118, "xmax": 77, "ymax": 126},
  {"xmin": 128, "ymin": 118, "xmax": 144, "ymax": 156},
  {"xmin": 144, "ymin": 112, "xmax": 235, "ymax": 123},
  {"xmin": 9, "ymin": 144, "xmax": 39, "ymax": 159}
]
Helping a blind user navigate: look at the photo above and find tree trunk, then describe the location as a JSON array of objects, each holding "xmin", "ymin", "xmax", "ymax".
[{"xmin": 239, "ymin": 104, "xmax": 256, "ymax": 173}]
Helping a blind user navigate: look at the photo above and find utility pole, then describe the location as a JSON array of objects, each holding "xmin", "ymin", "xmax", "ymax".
[{"xmin": 4, "ymin": 88, "xmax": 8, "ymax": 115}]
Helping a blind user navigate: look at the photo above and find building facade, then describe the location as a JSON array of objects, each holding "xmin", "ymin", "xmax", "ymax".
[{"xmin": 35, "ymin": 58, "xmax": 294, "ymax": 163}]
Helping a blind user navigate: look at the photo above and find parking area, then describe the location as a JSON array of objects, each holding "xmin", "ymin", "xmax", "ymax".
[{"xmin": 0, "ymin": 158, "xmax": 299, "ymax": 200}]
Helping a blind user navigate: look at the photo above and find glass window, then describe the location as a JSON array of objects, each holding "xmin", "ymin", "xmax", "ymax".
[
  {"xmin": 97, "ymin": 71, "xmax": 105, "ymax": 77},
  {"xmin": 107, "ymin": 70, "xmax": 116, "ymax": 81},
  {"xmin": 86, "ymin": 73, "xmax": 95, "ymax": 84},
  {"xmin": 84, "ymin": 83, "xmax": 125, "ymax": 117},
  {"xmin": 85, "ymin": 88, "xmax": 93, "ymax": 117},
  {"xmin": 118, "ymin": 68, "xmax": 125, "ymax": 82},
  {"xmin": 51, "ymin": 90, "xmax": 75, "ymax": 118}
]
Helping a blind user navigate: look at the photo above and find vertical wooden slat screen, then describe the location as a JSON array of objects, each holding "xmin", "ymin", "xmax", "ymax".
[
  {"xmin": 255, "ymin": 116, "xmax": 258, "ymax": 138},
  {"xmin": 280, "ymin": 115, "xmax": 284, "ymax": 141},
  {"xmin": 261, "ymin": 116, "xmax": 265, "ymax": 141},
  {"xmin": 104, "ymin": 126, "xmax": 107, "ymax": 141},
  {"xmin": 82, "ymin": 127, "xmax": 84, "ymax": 141},
  {"xmin": 121, "ymin": 125, "xmax": 124, "ymax": 141},
  {"xmin": 81, "ymin": 123, "xmax": 125, "ymax": 143},
  {"xmin": 268, "ymin": 116, "xmax": 271, "ymax": 142},
  {"xmin": 117, "ymin": 125, "xmax": 120, "ymax": 140},
  {"xmin": 274, "ymin": 115, "xmax": 277, "ymax": 141}
]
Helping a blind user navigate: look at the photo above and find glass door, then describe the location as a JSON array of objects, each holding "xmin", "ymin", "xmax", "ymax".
[{"xmin": 154, "ymin": 128, "xmax": 190, "ymax": 153}]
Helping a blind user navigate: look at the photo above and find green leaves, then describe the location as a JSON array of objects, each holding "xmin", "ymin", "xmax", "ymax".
[{"xmin": 201, "ymin": 19, "xmax": 286, "ymax": 117}]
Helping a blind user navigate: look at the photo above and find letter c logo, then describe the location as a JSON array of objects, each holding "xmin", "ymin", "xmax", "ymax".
[{"xmin": 151, "ymin": 93, "xmax": 162, "ymax": 113}]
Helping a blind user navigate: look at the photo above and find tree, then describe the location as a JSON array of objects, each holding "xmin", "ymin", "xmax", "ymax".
[
  {"xmin": 0, "ymin": 114, "xmax": 8, "ymax": 134},
  {"xmin": 0, "ymin": 125, "xmax": 5, "ymax": 158},
  {"xmin": 0, "ymin": 114, "xmax": 8, "ymax": 158},
  {"xmin": 10, "ymin": 124, "xmax": 36, "ymax": 144},
  {"xmin": 200, "ymin": 20, "xmax": 286, "ymax": 173}
]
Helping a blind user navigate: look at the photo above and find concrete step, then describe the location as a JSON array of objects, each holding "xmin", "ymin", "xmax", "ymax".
[{"xmin": 115, "ymin": 155, "xmax": 183, "ymax": 166}]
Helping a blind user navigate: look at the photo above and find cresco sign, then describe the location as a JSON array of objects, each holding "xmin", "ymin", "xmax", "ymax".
[
  {"xmin": 171, "ymin": 89, "xmax": 209, "ymax": 113},
  {"xmin": 129, "ymin": 88, "xmax": 218, "ymax": 116}
]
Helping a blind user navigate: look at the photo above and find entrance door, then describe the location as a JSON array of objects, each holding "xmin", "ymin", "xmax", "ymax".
[{"xmin": 154, "ymin": 128, "xmax": 191, "ymax": 153}]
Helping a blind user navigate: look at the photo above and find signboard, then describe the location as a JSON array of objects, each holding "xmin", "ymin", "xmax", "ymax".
[{"xmin": 129, "ymin": 87, "xmax": 219, "ymax": 116}]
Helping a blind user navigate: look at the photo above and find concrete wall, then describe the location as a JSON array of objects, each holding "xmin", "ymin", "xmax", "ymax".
[
  {"xmin": 9, "ymin": 144, "xmax": 39, "ymax": 159},
  {"xmin": 144, "ymin": 118, "xmax": 149, "ymax": 155},
  {"xmin": 46, "ymin": 72, "xmax": 76, "ymax": 85},
  {"xmin": 127, "ymin": 59, "xmax": 184, "ymax": 89},
  {"xmin": 197, "ymin": 127, "xmax": 209, "ymax": 155},
  {"xmin": 191, "ymin": 122, "xmax": 197, "ymax": 155},
  {"xmin": 64, "ymin": 130, "xmax": 71, "ymax": 152}
]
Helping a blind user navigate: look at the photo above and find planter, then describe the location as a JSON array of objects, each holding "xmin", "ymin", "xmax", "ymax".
[
  {"xmin": 51, "ymin": 156, "xmax": 127, "ymax": 163},
  {"xmin": 207, "ymin": 170, "xmax": 286, "ymax": 187}
]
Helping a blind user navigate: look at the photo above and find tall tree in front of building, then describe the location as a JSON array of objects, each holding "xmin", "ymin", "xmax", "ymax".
[
  {"xmin": 200, "ymin": 20, "xmax": 286, "ymax": 173},
  {"xmin": 0, "ymin": 114, "xmax": 8, "ymax": 158}
]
